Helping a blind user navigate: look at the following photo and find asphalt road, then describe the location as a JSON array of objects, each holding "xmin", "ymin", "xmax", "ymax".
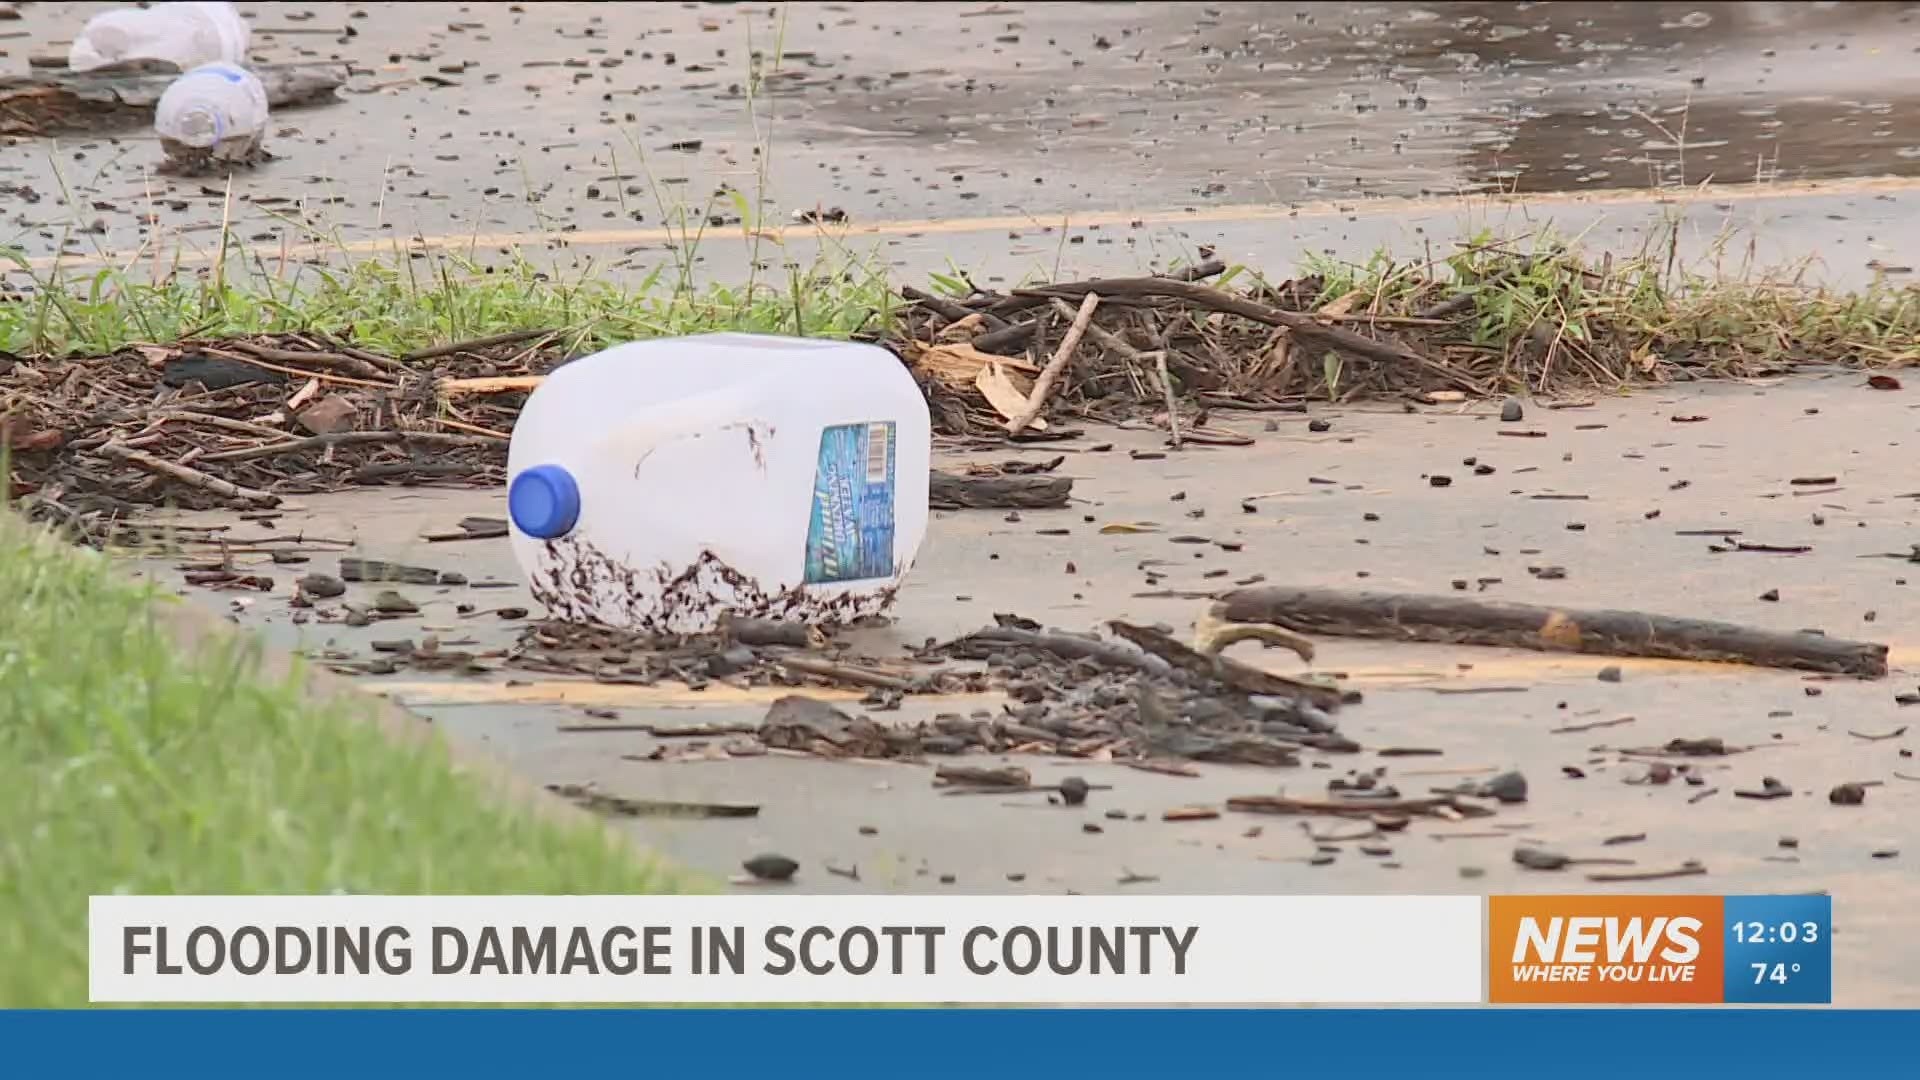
[
  {"xmin": 136, "ymin": 375, "xmax": 1920, "ymax": 1005},
  {"xmin": 9, "ymin": 2, "xmax": 1920, "ymax": 286}
]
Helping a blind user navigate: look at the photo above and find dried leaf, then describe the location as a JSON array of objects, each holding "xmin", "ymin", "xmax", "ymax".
[
  {"xmin": 1868, "ymin": 374, "xmax": 1903, "ymax": 391},
  {"xmin": 1427, "ymin": 390, "xmax": 1467, "ymax": 403},
  {"xmin": 1317, "ymin": 288, "xmax": 1364, "ymax": 317},
  {"xmin": 974, "ymin": 360, "xmax": 1047, "ymax": 430},
  {"xmin": 1099, "ymin": 521, "xmax": 1161, "ymax": 534},
  {"xmin": 913, "ymin": 342, "xmax": 1040, "ymax": 387}
]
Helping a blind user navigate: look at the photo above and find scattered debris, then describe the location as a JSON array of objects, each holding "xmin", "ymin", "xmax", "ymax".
[
  {"xmin": 1829, "ymin": 783, "xmax": 1868, "ymax": 806},
  {"xmin": 742, "ymin": 853, "xmax": 799, "ymax": 882},
  {"xmin": 545, "ymin": 784, "xmax": 759, "ymax": 818},
  {"xmin": 1208, "ymin": 585, "xmax": 1889, "ymax": 676},
  {"xmin": 1735, "ymin": 777, "xmax": 1794, "ymax": 800}
]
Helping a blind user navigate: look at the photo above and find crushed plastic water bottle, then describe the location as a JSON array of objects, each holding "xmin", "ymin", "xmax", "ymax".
[
  {"xmin": 69, "ymin": 1, "xmax": 250, "ymax": 73},
  {"xmin": 506, "ymin": 333, "xmax": 932, "ymax": 633},
  {"xmin": 155, "ymin": 62, "xmax": 270, "ymax": 169}
]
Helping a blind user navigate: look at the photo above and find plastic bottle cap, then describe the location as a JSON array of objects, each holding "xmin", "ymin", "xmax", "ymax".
[{"xmin": 509, "ymin": 464, "xmax": 580, "ymax": 539}]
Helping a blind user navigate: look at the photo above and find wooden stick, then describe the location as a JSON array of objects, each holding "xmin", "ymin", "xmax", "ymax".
[
  {"xmin": 430, "ymin": 416, "xmax": 512, "ymax": 440},
  {"xmin": 404, "ymin": 328, "xmax": 558, "ymax": 363},
  {"xmin": 1006, "ymin": 292, "xmax": 1100, "ymax": 436},
  {"xmin": 929, "ymin": 471, "xmax": 1072, "ymax": 510},
  {"xmin": 945, "ymin": 626, "xmax": 1173, "ymax": 676},
  {"xmin": 901, "ymin": 285, "xmax": 1009, "ymax": 331},
  {"xmin": 1154, "ymin": 349, "xmax": 1182, "ymax": 447},
  {"xmin": 1105, "ymin": 620, "xmax": 1346, "ymax": 710},
  {"xmin": 1210, "ymin": 586, "xmax": 1890, "ymax": 677},
  {"xmin": 98, "ymin": 442, "xmax": 280, "ymax": 507},
  {"xmin": 197, "ymin": 431, "xmax": 503, "ymax": 464},
  {"xmin": 156, "ymin": 410, "xmax": 297, "ymax": 441},
  {"xmin": 1226, "ymin": 793, "xmax": 1480, "ymax": 818},
  {"xmin": 199, "ymin": 347, "xmax": 396, "ymax": 389},
  {"xmin": 221, "ymin": 340, "xmax": 390, "ymax": 380},
  {"xmin": 439, "ymin": 374, "xmax": 544, "ymax": 397},
  {"xmin": 777, "ymin": 657, "xmax": 910, "ymax": 691}
]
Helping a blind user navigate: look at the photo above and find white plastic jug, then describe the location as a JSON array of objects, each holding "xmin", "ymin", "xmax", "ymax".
[
  {"xmin": 69, "ymin": 2, "xmax": 250, "ymax": 73},
  {"xmin": 155, "ymin": 62, "xmax": 269, "ymax": 160},
  {"xmin": 506, "ymin": 333, "xmax": 932, "ymax": 633}
]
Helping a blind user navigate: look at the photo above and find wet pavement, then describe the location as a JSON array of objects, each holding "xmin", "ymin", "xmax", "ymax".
[
  {"xmin": 9, "ymin": 2, "xmax": 1920, "ymax": 286},
  {"xmin": 134, "ymin": 375, "xmax": 1920, "ymax": 1005}
]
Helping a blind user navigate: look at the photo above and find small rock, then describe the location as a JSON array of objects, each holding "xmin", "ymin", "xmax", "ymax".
[
  {"xmin": 1779, "ymin": 836, "xmax": 1799, "ymax": 849},
  {"xmin": 1429, "ymin": 475, "xmax": 1453, "ymax": 488},
  {"xmin": 1596, "ymin": 665, "xmax": 1622, "ymax": 683},
  {"xmin": 1104, "ymin": 809, "xmax": 1127, "ymax": 820},
  {"xmin": 1459, "ymin": 866, "xmax": 1486, "ymax": 879},
  {"xmin": 1500, "ymin": 398, "xmax": 1524, "ymax": 422},
  {"xmin": 1058, "ymin": 776, "xmax": 1091, "ymax": 806},
  {"xmin": 1759, "ymin": 588, "xmax": 1780, "ymax": 602},
  {"xmin": 297, "ymin": 573, "xmax": 346, "ymax": 598},
  {"xmin": 1513, "ymin": 845, "xmax": 1570, "ymax": 870},
  {"xmin": 1082, "ymin": 822, "xmax": 1104, "ymax": 834},
  {"xmin": 1829, "ymin": 782, "xmax": 1867, "ymax": 806},
  {"xmin": 344, "ymin": 609, "xmax": 371, "ymax": 628},
  {"xmin": 372, "ymin": 590, "xmax": 418, "ymax": 614},
  {"xmin": 1006, "ymin": 872, "xmax": 1026, "ymax": 883},
  {"xmin": 1308, "ymin": 418, "xmax": 1332, "ymax": 433},
  {"xmin": 1479, "ymin": 770, "xmax": 1529, "ymax": 803},
  {"xmin": 858, "ymin": 825, "xmax": 878, "ymax": 836},
  {"xmin": 439, "ymin": 571, "xmax": 468, "ymax": 586},
  {"xmin": 742, "ymin": 853, "xmax": 799, "ymax": 882},
  {"xmin": 939, "ymin": 873, "xmax": 956, "ymax": 885}
]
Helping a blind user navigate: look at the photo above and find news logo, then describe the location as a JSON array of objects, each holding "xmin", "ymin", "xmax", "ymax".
[{"xmin": 1489, "ymin": 895, "xmax": 1831, "ymax": 1004}]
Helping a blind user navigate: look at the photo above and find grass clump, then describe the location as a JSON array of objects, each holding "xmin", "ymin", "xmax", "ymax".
[
  {"xmin": 1300, "ymin": 228, "xmax": 1920, "ymax": 395},
  {"xmin": 0, "ymin": 513, "xmax": 694, "ymax": 1007}
]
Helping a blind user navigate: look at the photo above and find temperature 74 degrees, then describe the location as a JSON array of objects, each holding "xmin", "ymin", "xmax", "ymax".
[{"xmin": 1752, "ymin": 963, "xmax": 1802, "ymax": 985}]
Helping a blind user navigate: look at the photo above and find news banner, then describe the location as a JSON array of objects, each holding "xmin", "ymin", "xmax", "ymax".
[
  {"xmin": 0, "ymin": 890, "xmax": 1902, "ymax": 1077},
  {"xmin": 88, "ymin": 893, "xmax": 1835, "ymax": 1005}
]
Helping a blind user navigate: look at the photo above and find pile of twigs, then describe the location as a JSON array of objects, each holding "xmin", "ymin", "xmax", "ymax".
[
  {"xmin": 2, "ymin": 329, "xmax": 556, "ymax": 544},
  {"xmin": 891, "ymin": 259, "xmax": 1498, "ymax": 441}
]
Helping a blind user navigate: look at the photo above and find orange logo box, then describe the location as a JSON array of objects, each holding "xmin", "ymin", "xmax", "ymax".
[{"xmin": 1489, "ymin": 896, "xmax": 1724, "ymax": 1004}]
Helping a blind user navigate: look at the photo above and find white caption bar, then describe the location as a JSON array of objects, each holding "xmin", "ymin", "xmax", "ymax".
[{"xmin": 91, "ymin": 894, "xmax": 1483, "ymax": 1004}]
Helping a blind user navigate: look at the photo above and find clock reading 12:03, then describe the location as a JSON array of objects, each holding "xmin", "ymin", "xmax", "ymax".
[{"xmin": 1730, "ymin": 920, "xmax": 1820, "ymax": 945}]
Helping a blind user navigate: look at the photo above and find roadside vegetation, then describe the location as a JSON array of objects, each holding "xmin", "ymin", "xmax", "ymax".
[
  {"xmin": 0, "ymin": 513, "xmax": 692, "ymax": 1007},
  {"xmin": 6, "ymin": 216, "xmax": 1915, "ymax": 403},
  {"xmin": 1298, "ymin": 227, "xmax": 1920, "ymax": 394},
  {"xmin": 1, "ymin": 244, "xmax": 896, "ymax": 359}
]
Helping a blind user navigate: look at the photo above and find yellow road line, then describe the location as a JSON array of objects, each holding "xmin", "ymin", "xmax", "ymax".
[
  {"xmin": 381, "ymin": 640, "xmax": 1913, "ymax": 711},
  {"xmin": 20, "ymin": 174, "xmax": 1920, "ymax": 274},
  {"xmin": 377, "ymin": 680, "xmax": 991, "ymax": 709}
]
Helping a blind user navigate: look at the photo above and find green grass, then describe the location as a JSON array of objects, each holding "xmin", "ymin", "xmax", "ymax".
[
  {"xmin": 2, "ymin": 245, "xmax": 898, "ymax": 359},
  {"xmin": 1297, "ymin": 227, "xmax": 1920, "ymax": 394},
  {"xmin": 0, "ymin": 513, "xmax": 695, "ymax": 1008}
]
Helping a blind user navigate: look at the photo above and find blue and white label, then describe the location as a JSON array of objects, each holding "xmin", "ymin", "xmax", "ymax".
[{"xmin": 802, "ymin": 422, "xmax": 896, "ymax": 584}]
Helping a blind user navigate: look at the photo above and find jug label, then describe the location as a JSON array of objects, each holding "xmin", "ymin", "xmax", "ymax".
[{"xmin": 803, "ymin": 422, "xmax": 897, "ymax": 584}]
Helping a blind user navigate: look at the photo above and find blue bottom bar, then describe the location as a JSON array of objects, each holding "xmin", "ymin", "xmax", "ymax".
[{"xmin": 3, "ymin": 1009, "xmax": 1911, "ymax": 1077}]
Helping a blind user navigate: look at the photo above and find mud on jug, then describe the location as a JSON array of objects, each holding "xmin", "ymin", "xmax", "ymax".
[{"xmin": 505, "ymin": 333, "xmax": 932, "ymax": 633}]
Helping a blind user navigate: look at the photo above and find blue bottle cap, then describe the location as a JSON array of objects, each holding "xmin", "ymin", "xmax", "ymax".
[{"xmin": 508, "ymin": 464, "xmax": 580, "ymax": 539}]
